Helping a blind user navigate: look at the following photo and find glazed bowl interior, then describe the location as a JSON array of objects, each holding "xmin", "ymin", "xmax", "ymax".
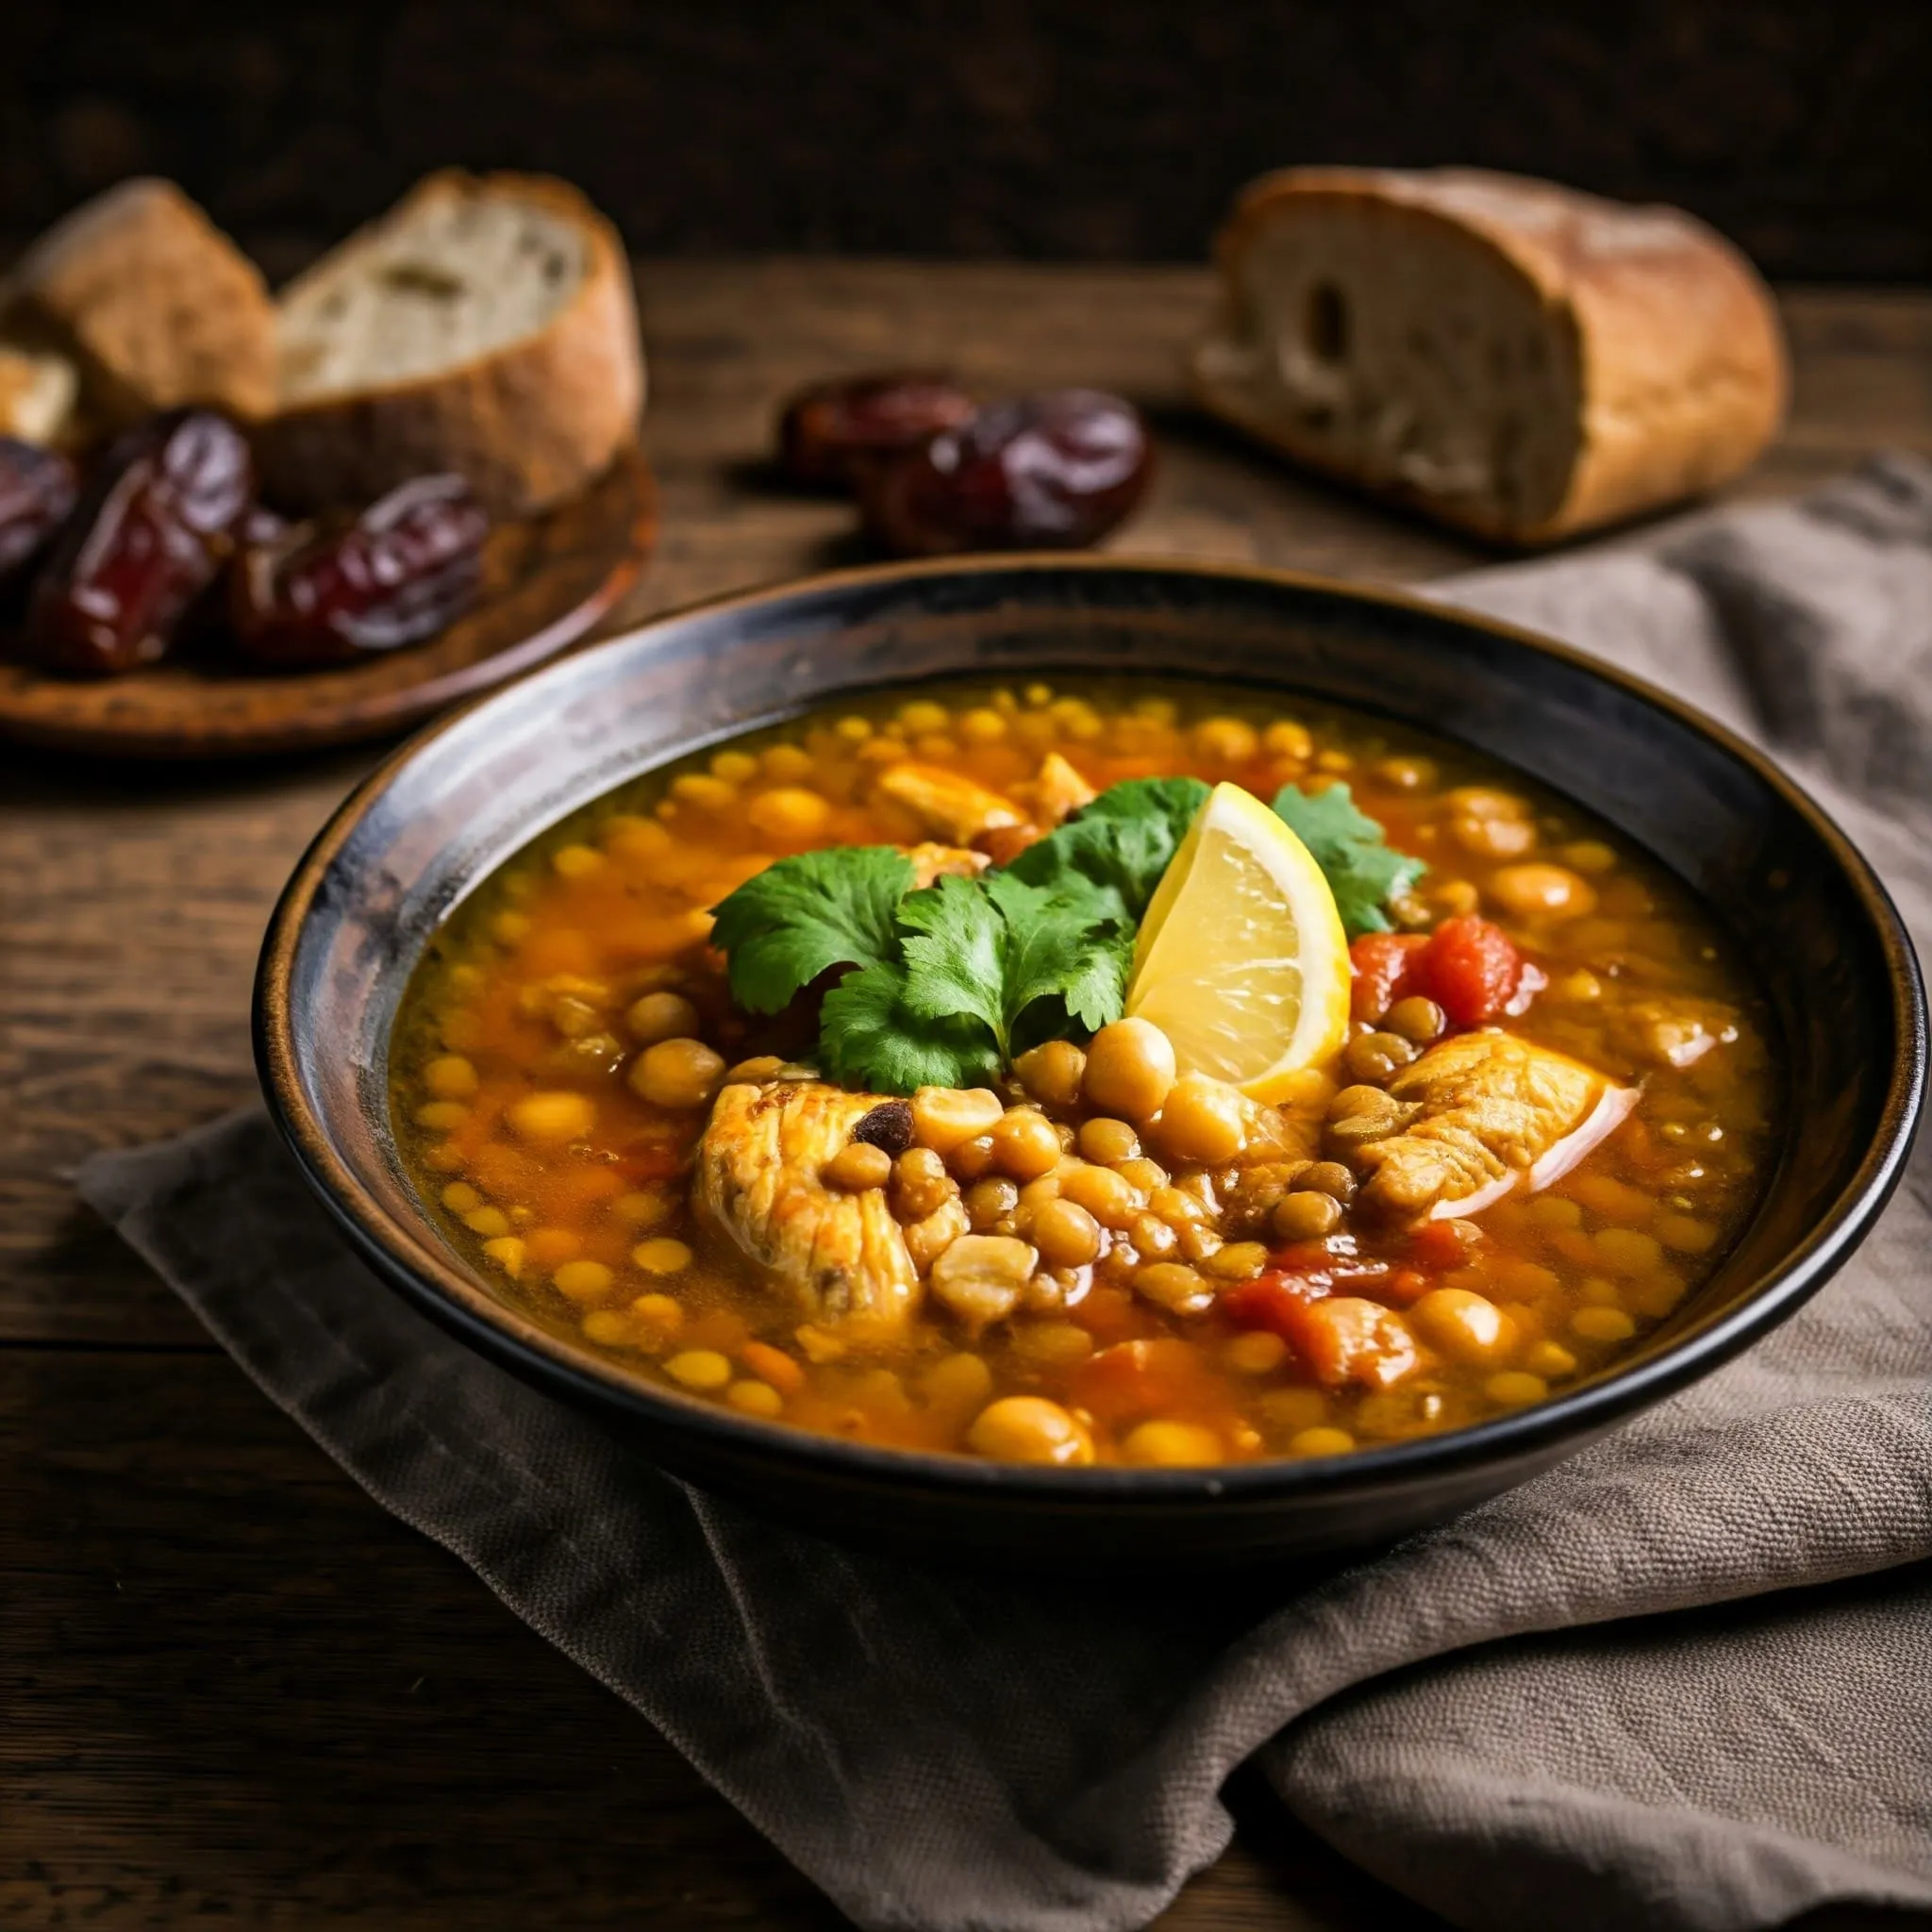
[{"xmin": 257, "ymin": 557, "xmax": 1923, "ymax": 1569}]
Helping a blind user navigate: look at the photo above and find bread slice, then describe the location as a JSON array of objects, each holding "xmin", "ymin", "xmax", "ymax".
[
  {"xmin": 1191, "ymin": 168, "xmax": 1788, "ymax": 545},
  {"xmin": 261, "ymin": 171, "xmax": 644, "ymax": 516},
  {"xmin": 0, "ymin": 344, "xmax": 78, "ymax": 444},
  {"xmin": 0, "ymin": 178, "xmax": 275, "ymax": 429}
]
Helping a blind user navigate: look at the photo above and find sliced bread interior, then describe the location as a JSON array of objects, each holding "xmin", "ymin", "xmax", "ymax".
[
  {"xmin": 1192, "ymin": 168, "xmax": 1787, "ymax": 545},
  {"xmin": 266, "ymin": 172, "xmax": 643, "ymax": 515}
]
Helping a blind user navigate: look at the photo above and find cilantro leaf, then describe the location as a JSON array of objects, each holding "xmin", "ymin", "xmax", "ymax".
[
  {"xmin": 1271, "ymin": 782, "xmax": 1424, "ymax": 936},
  {"xmin": 708, "ymin": 846, "xmax": 913, "ymax": 1013},
  {"xmin": 896, "ymin": 869, "xmax": 1131, "ymax": 1059},
  {"xmin": 1006, "ymin": 774, "xmax": 1210, "ymax": 921},
  {"xmin": 820, "ymin": 959, "xmax": 1001, "ymax": 1094}
]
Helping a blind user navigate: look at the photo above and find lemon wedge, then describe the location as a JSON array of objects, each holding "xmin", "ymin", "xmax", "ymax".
[{"xmin": 1125, "ymin": 781, "xmax": 1350, "ymax": 1100}]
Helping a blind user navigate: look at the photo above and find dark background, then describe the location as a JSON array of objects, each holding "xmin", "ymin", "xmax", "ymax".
[{"xmin": 5, "ymin": 0, "xmax": 1928, "ymax": 279}]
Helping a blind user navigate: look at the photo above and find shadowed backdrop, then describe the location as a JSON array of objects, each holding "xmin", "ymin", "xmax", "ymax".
[{"xmin": 4, "ymin": 0, "xmax": 1927, "ymax": 278}]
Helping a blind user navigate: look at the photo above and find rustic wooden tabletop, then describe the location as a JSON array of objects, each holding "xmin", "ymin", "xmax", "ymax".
[{"xmin": 5, "ymin": 263, "xmax": 1929, "ymax": 1931}]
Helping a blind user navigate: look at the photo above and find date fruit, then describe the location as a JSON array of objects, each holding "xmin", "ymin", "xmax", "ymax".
[
  {"xmin": 230, "ymin": 474, "xmax": 489, "ymax": 667},
  {"xmin": 0, "ymin": 438, "xmax": 78, "ymax": 588},
  {"xmin": 858, "ymin": 388, "xmax": 1151, "ymax": 557},
  {"xmin": 778, "ymin": 371, "xmax": 976, "ymax": 489},
  {"xmin": 25, "ymin": 409, "xmax": 253, "ymax": 676}
]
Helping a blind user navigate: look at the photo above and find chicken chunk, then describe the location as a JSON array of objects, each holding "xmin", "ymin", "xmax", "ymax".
[
  {"xmin": 874, "ymin": 761, "xmax": 1024, "ymax": 844},
  {"xmin": 695, "ymin": 1078, "xmax": 921, "ymax": 1328},
  {"xmin": 1349, "ymin": 1030, "xmax": 1637, "ymax": 1222},
  {"xmin": 1609, "ymin": 996, "xmax": 1740, "ymax": 1072},
  {"xmin": 902, "ymin": 841, "xmax": 991, "ymax": 889},
  {"xmin": 1023, "ymin": 752, "xmax": 1096, "ymax": 827}
]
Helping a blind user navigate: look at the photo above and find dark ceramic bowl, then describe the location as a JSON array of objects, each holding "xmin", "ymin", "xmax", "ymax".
[{"xmin": 255, "ymin": 557, "xmax": 1924, "ymax": 1571}]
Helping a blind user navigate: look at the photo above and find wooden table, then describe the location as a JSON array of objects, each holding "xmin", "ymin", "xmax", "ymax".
[{"xmin": 6, "ymin": 264, "xmax": 1929, "ymax": 1930}]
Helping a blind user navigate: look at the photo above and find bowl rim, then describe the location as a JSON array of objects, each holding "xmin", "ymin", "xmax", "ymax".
[{"xmin": 254, "ymin": 550, "xmax": 1927, "ymax": 1502}]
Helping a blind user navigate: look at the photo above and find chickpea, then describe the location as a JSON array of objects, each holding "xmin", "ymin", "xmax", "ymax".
[
  {"xmin": 923, "ymin": 1352, "xmax": 995, "ymax": 1417},
  {"xmin": 1128, "ymin": 1211, "xmax": 1179, "ymax": 1261},
  {"xmin": 992, "ymin": 1108, "xmax": 1063, "ymax": 1181},
  {"xmin": 726, "ymin": 1380, "xmax": 785, "ymax": 1418},
  {"xmin": 1077, "ymin": 1117, "xmax": 1141, "ymax": 1165},
  {"xmin": 1155, "ymin": 1074, "xmax": 1247, "ymax": 1166},
  {"xmin": 1032, "ymin": 1197, "xmax": 1104, "ymax": 1268},
  {"xmin": 745, "ymin": 786, "xmax": 833, "ymax": 844},
  {"xmin": 1082, "ymin": 1018, "xmax": 1177, "ymax": 1122},
  {"xmin": 1561, "ymin": 840, "xmax": 1619, "ymax": 874},
  {"xmin": 1296, "ymin": 1161, "xmax": 1357, "ymax": 1205},
  {"xmin": 1488, "ymin": 863, "xmax": 1597, "ymax": 922},
  {"xmin": 1452, "ymin": 814, "xmax": 1537, "ymax": 860},
  {"xmin": 1374, "ymin": 755, "xmax": 1437, "ymax": 791},
  {"xmin": 481, "ymin": 1235, "xmax": 526, "ymax": 1277},
  {"xmin": 1272, "ymin": 1191, "xmax": 1341, "ymax": 1242},
  {"xmin": 625, "ymin": 990, "xmax": 701, "ymax": 1046},
  {"xmin": 629, "ymin": 1038, "xmax": 726, "ymax": 1110},
  {"xmin": 824, "ymin": 1141, "xmax": 892, "ymax": 1192},
  {"xmin": 506, "ymin": 1090, "xmax": 596, "ymax": 1144},
  {"xmin": 553, "ymin": 1259, "xmax": 615, "ymax": 1304},
  {"xmin": 1013, "ymin": 1039, "xmax": 1087, "ymax": 1108},
  {"xmin": 441, "ymin": 1181, "xmax": 483, "ymax": 1213},
  {"xmin": 1193, "ymin": 716, "xmax": 1259, "ymax": 765},
  {"xmin": 424, "ymin": 1054, "xmax": 479, "ymax": 1100},
  {"xmin": 1287, "ymin": 1425, "xmax": 1356, "ymax": 1457},
  {"xmin": 1147, "ymin": 1182, "xmax": 1208, "ymax": 1225},
  {"xmin": 1263, "ymin": 719, "xmax": 1313, "ymax": 760},
  {"xmin": 1343, "ymin": 1030, "xmax": 1418, "ymax": 1084},
  {"xmin": 1383, "ymin": 997, "xmax": 1445, "ymax": 1044},
  {"xmin": 964, "ymin": 1175, "xmax": 1021, "ymax": 1230},
  {"xmin": 891, "ymin": 1147, "xmax": 958, "ymax": 1222},
  {"xmin": 905, "ymin": 1199, "xmax": 972, "ymax": 1273},
  {"xmin": 1058, "ymin": 1161, "xmax": 1144, "ymax": 1229},
  {"xmin": 1116, "ymin": 1155, "xmax": 1169, "ymax": 1193},
  {"xmin": 631, "ymin": 1238, "xmax": 693, "ymax": 1274},
  {"xmin": 1410, "ymin": 1288, "xmax": 1515, "ymax": 1367},
  {"xmin": 929, "ymin": 1234, "xmax": 1037, "ymax": 1328},
  {"xmin": 463, "ymin": 1206, "xmax": 510, "ymax": 1239},
  {"xmin": 552, "ymin": 842, "xmax": 607, "ymax": 879},
  {"xmin": 665, "ymin": 1349, "xmax": 734, "ymax": 1391},
  {"xmin": 1224, "ymin": 1330, "xmax": 1289, "ymax": 1374},
  {"xmin": 1123, "ymin": 1420, "xmax": 1224, "ymax": 1467},
  {"xmin": 948, "ymin": 1134, "xmax": 998, "ymax": 1182},
  {"xmin": 1203, "ymin": 1241, "xmax": 1270, "ymax": 1282},
  {"xmin": 1572, "ymin": 1305, "xmax": 1638, "ymax": 1344},
  {"xmin": 415, "ymin": 1101, "xmax": 470, "ymax": 1131},
  {"xmin": 911, "ymin": 1086, "xmax": 1006, "ymax": 1155},
  {"xmin": 967, "ymin": 1395, "xmax": 1094, "ymax": 1466},
  {"xmin": 1135, "ymin": 1261, "xmax": 1213, "ymax": 1314}
]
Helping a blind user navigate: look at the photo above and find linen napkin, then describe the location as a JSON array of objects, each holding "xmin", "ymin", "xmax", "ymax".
[{"xmin": 78, "ymin": 457, "xmax": 1932, "ymax": 1932}]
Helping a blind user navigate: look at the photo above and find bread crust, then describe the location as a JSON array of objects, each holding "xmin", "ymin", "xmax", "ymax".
[
  {"xmin": 258, "ymin": 171, "xmax": 645, "ymax": 517},
  {"xmin": 0, "ymin": 178, "xmax": 275, "ymax": 429},
  {"xmin": 1192, "ymin": 167, "xmax": 1789, "ymax": 545}
]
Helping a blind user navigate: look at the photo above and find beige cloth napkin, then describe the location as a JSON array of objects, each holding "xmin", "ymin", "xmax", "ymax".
[{"xmin": 78, "ymin": 457, "xmax": 1932, "ymax": 1932}]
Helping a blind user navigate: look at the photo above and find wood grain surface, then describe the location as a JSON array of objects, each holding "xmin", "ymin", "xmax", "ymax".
[{"xmin": 5, "ymin": 262, "xmax": 1930, "ymax": 1931}]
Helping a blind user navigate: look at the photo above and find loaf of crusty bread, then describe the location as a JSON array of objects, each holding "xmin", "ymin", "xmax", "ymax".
[
  {"xmin": 260, "ymin": 171, "xmax": 645, "ymax": 516},
  {"xmin": 0, "ymin": 178, "xmax": 275, "ymax": 429},
  {"xmin": 1191, "ymin": 167, "xmax": 1789, "ymax": 545}
]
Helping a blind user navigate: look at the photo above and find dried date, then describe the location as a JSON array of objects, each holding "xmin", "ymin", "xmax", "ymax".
[
  {"xmin": 0, "ymin": 439, "xmax": 78, "ymax": 589},
  {"xmin": 230, "ymin": 474, "xmax": 489, "ymax": 667},
  {"xmin": 25, "ymin": 409, "xmax": 253, "ymax": 676},
  {"xmin": 858, "ymin": 388, "xmax": 1151, "ymax": 557},
  {"xmin": 777, "ymin": 371, "xmax": 976, "ymax": 489}
]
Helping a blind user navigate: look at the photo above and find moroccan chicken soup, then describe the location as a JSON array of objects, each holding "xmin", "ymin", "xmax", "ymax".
[{"xmin": 391, "ymin": 681, "xmax": 1775, "ymax": 1469}]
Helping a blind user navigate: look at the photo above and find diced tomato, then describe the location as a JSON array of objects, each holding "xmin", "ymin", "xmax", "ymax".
[
  {"xmin": 1068, "ymin": 1338, "xmax": 1224, "ymax": 1425},
  {"xmin": 1289, "ymin": 1296, "xmax": 1420, "ymax": 1389},
  {"xmin": 1349, "ymin": 932, "xmax": 1427, "ymax": 1024},
  {"xmin": 1222, "ymin": 1268, "xmax": 1333, "ymax": 1340},
  {"xmin": 1381, "ymin": 1266, "xmax": 1432, "ymax": 1307},
  {"xmin": 1413, "ymin": 914, "xmax": 1524, "ymax": 1027},
  {"xmin": 1406, "ymin": 1219, "xmax": 1479, "ymax": 1272}
]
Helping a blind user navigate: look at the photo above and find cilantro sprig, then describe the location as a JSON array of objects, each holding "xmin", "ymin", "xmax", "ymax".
[
  {"xmin": 708, "ymin": 769, "xmax": 1421, "ymax": 1094},
  {"xmin": 1271, "ymin": 781, "xmax": 1424, "ymax": 935}
]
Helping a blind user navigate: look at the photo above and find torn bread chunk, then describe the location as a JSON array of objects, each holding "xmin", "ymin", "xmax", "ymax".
[
  {"xmin": 1191, "ymin": 167, "xmax": 1787, "ymax": 545},
  {"xmin": 695, "ymin": 1078, "xmax": 921, "ymax": 1328},
  {"xmin": 1350, "ymin": 1029, "xmax": 1637, "ymax": 1222}
]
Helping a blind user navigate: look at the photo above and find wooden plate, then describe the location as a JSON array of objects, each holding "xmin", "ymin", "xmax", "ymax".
[{"xmin": 0, "ymin": 444, "xmax": 655, "ymax": 758}]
